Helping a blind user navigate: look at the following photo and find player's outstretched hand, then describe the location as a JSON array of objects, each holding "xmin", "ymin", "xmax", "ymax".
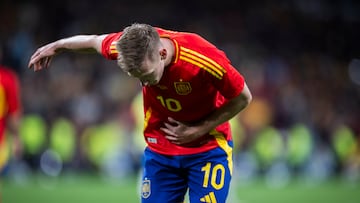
[{"xmin": 28, "ymin": 42, "xmax": 59, "ymax": 71}]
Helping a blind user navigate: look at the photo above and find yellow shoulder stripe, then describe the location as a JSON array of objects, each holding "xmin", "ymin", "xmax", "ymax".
[
  {"xmin": 180, "ymin": 52, "xmax": 224, "ymax": 77},
  {"xmin": 180, "ymin": 55, "xmax": 222, "ymax": 79},
  {"xmin": 180, "ymin": 47, "xmax": 226, "ymax": 73},
  {"xmin": 180, "ymin": 47, "xmax": 226, "ymax": 79}
]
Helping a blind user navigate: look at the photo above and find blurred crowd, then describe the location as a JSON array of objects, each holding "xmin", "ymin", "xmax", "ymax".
[{"xmin": 1, "ymin": 0, "xmax": 359, "ymax": 184}]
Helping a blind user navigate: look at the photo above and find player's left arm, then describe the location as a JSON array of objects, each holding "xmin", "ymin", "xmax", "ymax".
[
  {"xmin": 200, "ymin": 82, "xmax": 252, "ymax": 132},
  {"xmin": 162, "ymin": 82, "xmax": 252, "ymax": 145}
]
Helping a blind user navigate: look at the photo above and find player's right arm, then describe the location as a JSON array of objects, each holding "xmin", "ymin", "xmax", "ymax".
[{"xmin": 28, "ymin": 34, "xmax": 107, "ymax": 71}]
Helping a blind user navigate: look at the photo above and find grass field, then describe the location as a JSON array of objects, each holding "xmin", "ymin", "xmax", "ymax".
[{"xmin": 1, "ymin": 173, "xmax": 360, "ymax": 203}]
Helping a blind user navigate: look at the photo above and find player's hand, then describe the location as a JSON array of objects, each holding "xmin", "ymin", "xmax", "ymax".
[
  {"xmin": 28, "ymin": 42, "xmax": 59, "ymax": 71},
  {"xmin": 161, "ymin": 117, "xmax": 204, "ymax": 145}
]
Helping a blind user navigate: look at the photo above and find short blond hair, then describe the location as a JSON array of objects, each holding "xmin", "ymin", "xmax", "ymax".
[{"xmin": 116, "ymin": 23, "xmax": 160, "ymax": 72}]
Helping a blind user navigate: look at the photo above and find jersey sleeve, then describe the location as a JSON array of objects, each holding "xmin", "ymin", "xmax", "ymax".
[
  {"xmin": 216, "ymin": 58, "xmax": 245, "ymax": 99},
  {"xmin": 206, "ymin": 49, "xmax": 245, "ymax": 99},
  {"xmin": 179, "ymin": 32, "xmax": 245, "ymax": 99},
  {"xmin": 101, "ymin": 32, "xmax": 122, "ymax": 60}
]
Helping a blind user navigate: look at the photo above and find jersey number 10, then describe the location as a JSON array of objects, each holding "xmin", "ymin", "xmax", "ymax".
[
  {"xmin": 156, "ymin": 96, "xmax": 182, "ymax": 112},
  {"xmin": 201, "ymin": 162, "xmax": 225, "ymax": 190}
]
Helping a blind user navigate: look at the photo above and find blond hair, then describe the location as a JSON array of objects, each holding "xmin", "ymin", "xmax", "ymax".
[{"xmin": 116, "ymin": 23, "xmax": 160, "ymax": 72}]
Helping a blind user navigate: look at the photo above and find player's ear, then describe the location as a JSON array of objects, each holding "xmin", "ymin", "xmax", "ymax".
[{"xmin": 160, "ymin": 48, "xmax": 167, "ymax": 60}]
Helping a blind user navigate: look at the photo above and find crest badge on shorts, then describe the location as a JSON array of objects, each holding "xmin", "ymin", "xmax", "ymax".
[
  {"xmin": 141, "ymin": 178, "xmax": 151, "ymax": 199},
  {"xmin": 174, "ymin": 81, "xmax": 192, "ymax": 95}
]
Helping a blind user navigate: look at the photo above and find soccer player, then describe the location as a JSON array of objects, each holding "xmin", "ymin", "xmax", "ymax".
[
  {"xmin": 0, "ymin": 46, "xmax": 22, "ymax": 174},
  {"xmin": 28, "ymin": 23, "xmax": 252, "ymax": 203}
]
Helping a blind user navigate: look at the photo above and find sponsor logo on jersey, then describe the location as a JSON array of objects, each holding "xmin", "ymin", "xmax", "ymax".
[{"xmin": 174, "ymin": 81, "xmax": 192, "ymax": 95}]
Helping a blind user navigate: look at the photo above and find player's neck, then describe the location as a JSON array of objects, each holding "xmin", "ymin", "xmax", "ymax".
[{"xmin": 160, "ymin": 38, "xmax": 175, "ymax": 67}]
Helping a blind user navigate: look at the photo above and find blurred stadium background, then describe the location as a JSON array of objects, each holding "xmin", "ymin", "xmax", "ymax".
[{"xmin": 1, "ymin": 0, "xmax": 360, "ymax": 202}]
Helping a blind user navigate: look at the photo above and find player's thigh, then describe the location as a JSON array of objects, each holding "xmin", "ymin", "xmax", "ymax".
[
  {"xmin": 141, "ymin": 148, "xmax": 187, "ymax": 203},
  {"xmin": 187, "ymin": 148, "xmax": 232, "ymax": 203}
]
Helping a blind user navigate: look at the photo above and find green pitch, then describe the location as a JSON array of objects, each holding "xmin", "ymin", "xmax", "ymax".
[
  {"xmin": 1, "ymin": 174, "xmax": 359, "ymax": 203},
  {"xmin": 1, "ymin": 174, "xmax": 139, "ymax": 203}
]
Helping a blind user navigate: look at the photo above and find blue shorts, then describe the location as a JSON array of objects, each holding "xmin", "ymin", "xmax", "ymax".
[{"xmin": 141, "ymin": 143, "xmax": 233, "ymax": 203}]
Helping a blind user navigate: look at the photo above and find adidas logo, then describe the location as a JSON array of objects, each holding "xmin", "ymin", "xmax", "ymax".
[{"xmin": 200, "ymin": 192, "xmax": 217, "ymax": 203}]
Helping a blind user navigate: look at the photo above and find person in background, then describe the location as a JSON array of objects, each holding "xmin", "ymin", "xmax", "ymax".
[
  {"xmin": 0, "ymin": 43, "xmax": 22, "ymax": 175},
  {"xmin": 28, "ymin": 23, "xmax": 252, "ymax": 203}
]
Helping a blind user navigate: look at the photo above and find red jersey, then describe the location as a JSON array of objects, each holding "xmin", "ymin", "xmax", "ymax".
[
  {"xmin": 101, "ymin": 28, "xmax": 245, "ymax": 155},
  {"xmin": 0, "ymin": 66, "xmax": 21, "ymax": 144}
]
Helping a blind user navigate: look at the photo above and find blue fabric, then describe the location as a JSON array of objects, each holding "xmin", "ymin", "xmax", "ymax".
[{"xmin": 141, "ymin": 143, "xmax": 233, "ymax": 203}]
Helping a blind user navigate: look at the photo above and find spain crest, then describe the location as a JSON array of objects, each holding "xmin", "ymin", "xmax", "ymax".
[
  {"xmin": 141, "ymin": 178, "xmax": 151, "ymax": 198},
  {"xmin": 174, "ymin": 81, "xmax": 192, "ymax": 95}
]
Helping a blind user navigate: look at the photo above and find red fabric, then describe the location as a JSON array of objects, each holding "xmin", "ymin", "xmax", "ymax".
[
  {"xmin": 0, "ymin": 66, "xmax": 21, "ymax": 144},
  {"xmin": 101, "ymin": 28, "xmax": 245, "ymax": 155}
]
